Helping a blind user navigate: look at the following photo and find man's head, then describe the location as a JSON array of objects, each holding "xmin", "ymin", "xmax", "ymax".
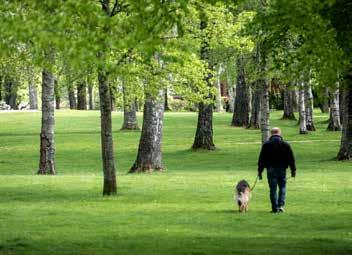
[{"xmin": 271, "ymin": 127, "xmax": 282, "ymax": 136}]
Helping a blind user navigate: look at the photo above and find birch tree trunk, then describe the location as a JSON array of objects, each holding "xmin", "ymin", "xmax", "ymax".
[
  {"xmin": 28, "ymin": 75, "xmax": 38, "ymax": 110},
  {"xmin": 248, "ymin": 82, "xmax": 261, "ymax": 129},
  {"xmin": 231, "ymin": 57, "xmax": 249, "ymax": 127},
  {"xmin": 77, "ymin": 81, "xmax": 87, "ymax": 110},
  {"xmin": 327, "ymin": 88, "xmax": 342, "ymax": 131},
  {"xmin": 98, "ymin": 70, "xmax": 117, "ymax": 195},
  {"xmin": 298, "ymin": 81, "xmax": 308, "ymax": 134},
  {"xmin": 121, "ymin": 84, "xmax": 139, "ymax": 130},
  {"xmin": 68, "ymin": 84, "xmax": 77, "ymax": 109},
  {"xmin": 226, "ymin": 72, "xmax": 235, "ymax": 113},
  {"xmin": 305, "ymin": 82, "xmax": 315, "ymax": 131},
  {"xmin": 337, "ymin": 83, "xmax": 352, "ymax": 160},
  {"xmin": 215, "ymin": 63, "xmax": 224, "ymax": 112},
  {"xmin": 320, "ymin": 88, "xmax": 330, "ymax": 113},
  {"xmin": 192, "ymin": 15, "xmax": 215, "ymax": 150},
  {"xmin": 38, "ymin": 69, "xmax": 56, "ymax": 175},
  {"xmin": 130, "ymin": 90, "xmax": 164, "ymax": 173},
  {"xmin": 260, "ymin": 80, "xmax": 270, "ymax": 143},
  {"xmin": 282, "ymin": 87, "xmax": 296, "ymax": 120}
]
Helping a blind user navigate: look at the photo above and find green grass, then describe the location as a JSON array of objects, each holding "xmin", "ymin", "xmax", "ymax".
[{"xmin": 0, "ymin": 110, "xmax": 351, "ymax": 255}]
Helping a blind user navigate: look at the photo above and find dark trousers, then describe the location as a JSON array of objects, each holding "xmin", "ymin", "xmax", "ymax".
[{"xmin": 267, "ymin": 167, "xmax": 287, "ymax": 212}]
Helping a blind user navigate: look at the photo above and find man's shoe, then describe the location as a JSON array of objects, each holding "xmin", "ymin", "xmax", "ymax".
[{"xmin": 278, "ymin": 207, "xmax": 285, "ymax": 213}]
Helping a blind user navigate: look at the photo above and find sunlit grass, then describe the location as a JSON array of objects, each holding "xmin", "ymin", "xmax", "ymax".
[{"xmin": 0, "ymin": 110, "xmax": 351, "ymax": 255}]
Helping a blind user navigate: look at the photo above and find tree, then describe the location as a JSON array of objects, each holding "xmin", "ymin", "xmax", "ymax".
[
  {"xmin": 130, "ymin": 90, "xmax": 164, "ymax": 172},
  {"xmin": 54, "ymin": 79, "xmax": 61, "ymax": 110},
  {"xmin": 231, "ymin": 57, "xmax": 249, "ymax": 127},
  {"xmin": 121, "ymin": 82, "xmax": 139, "ymax": 130},
  {"xmin": 282, "ymin": 86, "xmax": 296, "ymax": 120},
  {"xmin": 304, "ymin": 80, "xmax": 315, "ymax": 131},
  {"xmin": 77, "ymin": 80, "xmax": 87, "ymax": 110},
  {"xmin": 192, "ymin": 11, "xmax": 216, "ymax": 150},
  {"xmin": 327, "ymin": 87, "xmax": 342, "ymax": 131},
  {"xmin": 248, "ymin": 82, "xmax": 261, "ymax": 129},
  {"xmin": 298, "ymin": 81, "xmax": 308, "ymax": 134},
  {"xmin": 38, "ymin": 68, "xmax": 56, "ymax": 175}
]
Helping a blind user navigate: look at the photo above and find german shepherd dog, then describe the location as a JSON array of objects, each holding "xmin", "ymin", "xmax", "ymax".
[{"xmin": 234, "ymin": 180, "xmax": 251, "ymax": 213}]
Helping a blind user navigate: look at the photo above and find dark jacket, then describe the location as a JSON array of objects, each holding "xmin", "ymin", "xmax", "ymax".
[{"xmin": 258, "ymin": 135, "xmax": 296, "ymax": 175}]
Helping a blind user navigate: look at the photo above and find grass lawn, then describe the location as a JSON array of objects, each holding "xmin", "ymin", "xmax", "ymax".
[{"xmin": 0, "ymin": 110, "xmax": 351, "ymax": 255}]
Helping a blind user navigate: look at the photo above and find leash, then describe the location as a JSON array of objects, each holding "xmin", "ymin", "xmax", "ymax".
[
  {"xmin": 251, "ymin": 175, "xmax": 294, "ymax": 192},
  {"xmin": 250, "ymin": 176, "xmax": 259, "ymax": 191}
]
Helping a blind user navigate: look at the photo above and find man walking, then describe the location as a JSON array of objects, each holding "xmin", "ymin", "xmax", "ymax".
[{"xmin": 258, "ymin": 127, "xmax": 296, "ymax": 213}]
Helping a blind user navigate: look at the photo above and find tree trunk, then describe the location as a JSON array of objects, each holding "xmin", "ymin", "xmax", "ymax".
[
  {"xmin": 4, "ymin": 77, "xmax": 18, "ymax": 109},
  {"xmin": 130, "ymin": 91, "xmax": 164, "ymax": 173},
  {"xmin": 192, "ymin": 14, "xmax": 215, "ymax": 150},
  {"xmin": 215, "ymin": 63, "xmax": 224, "ymax": 112},
  {"xmin": 327, "ymin": 88, "xmax": 342, "ymax": 131},
  {"xmin": 68, "ymin": 84, "xmax": 77, "ymax": 109},
  {"xmin": 164, "ymin": 88, "xmax": 170, "ymax": 111},
  {"xmin": 282, "ymin": 87, "xmax": 296, "ymax": 120},
  {"xmin": 192, "ymin": 102, "xmax": 215, "ymax": 150},
  {"xmin": 339, "ymin": 91, "xmax": 344, "ymax": 124},
  {"xmin": 231, "ymin": 57, "xmax": 249, "ymax": 127},
  {"xmin": 121, "ymin": 85, "xmax": 139, "ymax": 130},
  {"xmin": 0, "ymin": 75, "xmax": 3, "ymax": 101},
  {"xmin": 305, "ymin": 82, "xmax": 315, "ymax": 131},
  {"xmin": 226, "ymin": 72, "xmax": 235, "ymax": 113},
  {"xmin": 293, "ymin": 88, "xmax": 299, "ymax": 112},
  {"xmin": 98, "ymin": 70, "xmax": 117, "ymax": 195},
  {"xmin": 298, "ymin": 82, "xmax": 308, "ymax": 134},
  {"xmin": 337, "ymin": 82, "xmax": 352, "ymax": 160},
  {"xmin": 38, "ymin": 70, "xmax": 56, "ymax": 175},
  {"xmin": 320, "ymin": 88, "xmax": 330, "ymax": 113},
  {"xmin": 248, "ymin": 82, "xmax": 261, "ymax": 129},
  {"xmin": 260, "ymin": 80, "xmax": 270, "ymax": 143},
  {"xmin": 54, "ymin": 79, "xmax": 61, "ymax": 110},
  {"xmin": 28, "ymin": 75, "xmax": 38, "ymax": 110},
  {"xmin": 77, "ymin": 81, "xmax": 87, "ymax": 110},
  {"xmin": 88, "ymin": 84, "xmax": 94, "ymax": 110}
]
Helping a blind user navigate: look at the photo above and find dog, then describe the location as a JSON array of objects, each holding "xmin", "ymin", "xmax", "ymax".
[{"xmin": 234, "ymin": 179, "xmax": 251, "ymax": 213}]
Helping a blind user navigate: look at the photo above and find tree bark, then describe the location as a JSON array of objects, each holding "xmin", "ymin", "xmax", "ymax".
[
  {"xmin": 305, "ymin": 82, "xmax": 315, "ymax": 131},
  {"xmin": 337, "ymin": 82, "xmax": 352, "ymax": 160},
  {"xmin": 248, "ymin": 82, "xmax": 261, "ymax": 129},
  {"xmin": 54, "ymin": 79, "xmax": 61, "ymax": 110},
  {"xmin": 28, "ymin": 75, "xmax": 38, "ymax": 110},
  {"xmin": 98, "ymin": 70, "xmax": 117, "ymax": 195},
  {"xmin": 231, "ymin": 57, "xmax": 249, "ymax": 127},
  {"xmin": 282, "ymin": 87, "xmax": 296, "ymax": 120},
  {"xmin": 130, "ymin": 91, "xmax": 164, "ymax": 173},
  {"xmin": 68, "ymin": 84, "xmax": 77, "ymax": 109},
  {"xmin": 121, "ymin": 84, "xmax": 139, "ymax": 130},
  {"xmin": 4, "ymin": 77, "xmax": 18, "ymax": 109},
  {"xmin": 298, "ymin": 81, "xmax": 308, "ymax": 134},
  {"xmin": 215, "ymin": 63, "xmax": 224, "ymax": 112},
  {"xmin": 226, "ymin": 72, "xmax": 235, "ymax": 113},
  {"xmin": 77, "ymin": 81, "xmax": 87, "ymax": 110},
  {"xmin": 192, "ymin": 102, "xmax": 215, "ymax": 150},
  {"xmin": 88, "ymin": 84, "xmax": 94, "ymax": 110},
  {"xmin": 320, "ymin": 88, "xmax": 330, "ymax": 113},
  {"xmin": 164, "ymin": 88, "xmax": 170, "ymax": 111},
  {"xmin": 38, "ymin": 70, "xmax": 56, "ymax": 175},
  {"xmin": 327, "ymin": 88, "xmax": 342, "ymax": 131},
  {"xmin": 192, "ymin": 14, "xmax": 215, "ymax": 150},
  {"xmin": 260, "ymin": 79, "xmax": 270, "ymax": 143}
]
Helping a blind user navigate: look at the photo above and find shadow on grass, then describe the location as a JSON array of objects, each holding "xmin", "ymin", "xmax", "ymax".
[{"xmin": 0, "ymin": 233, "xmax": 350, "ymax": 255}]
